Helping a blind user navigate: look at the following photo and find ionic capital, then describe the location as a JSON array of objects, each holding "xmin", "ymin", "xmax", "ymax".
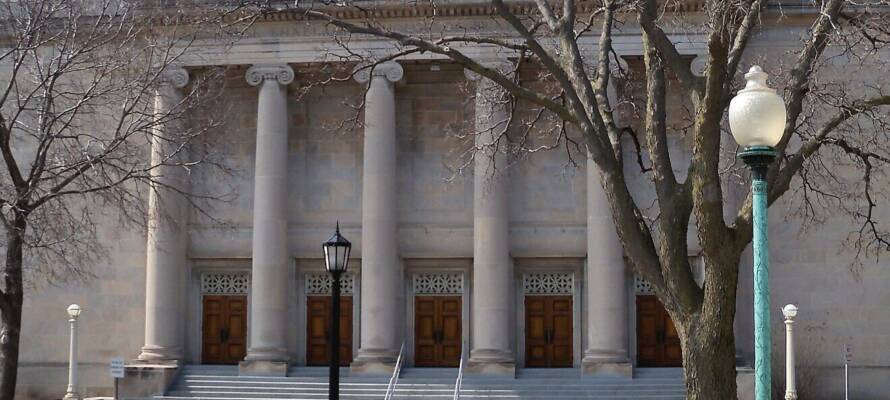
[
  {"xmin": 160, "ymin": 65, "xmax": 189, "ymax": 89},
  {"xmin": 246, "ymin": 64, "xmax": 295, "ymax": 86},
  {"xmin": 354, "ymin": 61, "xmax": 404, "ymax": 84},
  {"xmin": 691, "ymin": 54, "xmax": 708, "ymax": 77}
]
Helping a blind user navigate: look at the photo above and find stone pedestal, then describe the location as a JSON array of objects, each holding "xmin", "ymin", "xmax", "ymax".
[
  {"xmin": 118, "ymin": 364, "xmax": 180, "ymax": 399},
  {"xmin": 351, "ymin": 62, "xmax": 405, "ymax": 373},
  {"xmin": 465, "ymin": 65, "xmax": 515, "ymax": 375},
  {"xmin": 241, "ymin": 64, "xmax": 294, "ymax": 374},
  {"xmin": 138, "ymin": 66, "xmax": 190, "ymax": 363},
  {"xmin": 581, "ymin": 154, "xmax": 631, "ymax": 377}
]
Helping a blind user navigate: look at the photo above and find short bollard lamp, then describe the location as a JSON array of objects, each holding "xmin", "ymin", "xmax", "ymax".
[
  {"xmin": 64, "ymin": 304, "xmax": 82, "ymax": 400},
  {"xmin": 782, "ymin": 304, "xmax": 799, "ymax": 400},
  {"xmin": 729, "ymin": 65, "xmax": 787, "ymax": 400},
  {"xmin": 323, "ymin": 222, "xmax": 351, "ymax": 400}
]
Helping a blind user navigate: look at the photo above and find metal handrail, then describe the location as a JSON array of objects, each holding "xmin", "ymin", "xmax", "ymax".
[
  {"xmin": 452, "ymin": 342, "xmax": 466, "ymax": 400},
  {"xmin": 383, "ymin": 342, "xmax": 405, "ymax": 400}
]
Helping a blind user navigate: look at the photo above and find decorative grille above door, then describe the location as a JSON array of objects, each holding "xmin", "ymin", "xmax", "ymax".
[
  {"xmin": 305, "ymin": 273, "xmax": 355, "ymax": 295},
  {"xmin": 412, "ymin": 272, "xmax": 464, "ymax": 295},
  {"xmin": 201, "ymin": 272, "xmax": 250, "ymax": 295},
  {"xmin": 522, "ymin": 272, "xmax": 573, "ymax": 295},
  {"xmin": 634, "ymin": 275, "xmax": 655, "ymax": 295}
]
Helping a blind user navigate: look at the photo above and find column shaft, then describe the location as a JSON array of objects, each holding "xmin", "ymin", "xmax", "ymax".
[
  {"xmin": 468, "ymin": 72, "xmax": 514, "ymax": 373},
  {"xmin": 139, "ymin": 67, "xmax": 190, "ymax": 362},
  {"xmin": 582, "ymin": 156, "xmax": 631, "ymax": 376},
  {"xmin": 352, "ymin": 62, "xmax": 404, "ymax": 373},
  {"xmin": 242, "ymin": 65, "xmax": 294, "ymax": 373}
]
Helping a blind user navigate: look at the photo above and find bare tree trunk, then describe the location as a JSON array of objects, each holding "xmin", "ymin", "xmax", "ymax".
[
  {"xmin": 680, "ymin": 317, "xmax": 738, "ymax": 400},
  {"xmin": 0, "ymin": 217, "xmax": 25, "ymax": 400}
]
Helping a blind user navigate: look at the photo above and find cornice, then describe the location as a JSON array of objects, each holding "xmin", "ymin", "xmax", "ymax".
[{"xmin": 254, "ymin": 1, "xmax": 708, "ymax": 22}]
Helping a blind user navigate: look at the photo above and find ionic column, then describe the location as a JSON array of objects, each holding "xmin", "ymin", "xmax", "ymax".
[
  {"xmin": 241, "ymin": 64, "xmax": 294, "ymax": 375},
  {"xmin": 138, "ymin": 66, "xmax": 190, "ymax": 363},
  {"xmin": 351, "ymin": 61, "xmax": 404, "ymax": 374},
  {"xmin": 581, "ymin": 79, "xmax": 631, "ymax": 377},
  {"xmin": 466, "ymin": 65, "xmax": 515, "ymax": 374}
]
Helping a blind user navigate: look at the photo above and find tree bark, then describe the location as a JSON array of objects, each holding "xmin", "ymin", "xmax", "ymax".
[
  {"xmin": 678, "ymin": 308, "xmax": 739, "ymax": 400},
  {"xmin": 0, "ymin": 217, "xmax": 25, "ymax": 400}
]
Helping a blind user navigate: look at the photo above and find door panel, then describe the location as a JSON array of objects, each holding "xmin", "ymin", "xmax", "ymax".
[
  {"xmin": 550, "ymin": 297, "xmax": 573, "ymax": 367},
  {"xmin": 524, "ymin": 297, "xmax": 549, "ymax": 368},
  {"xmin": 202, "ymin": 295, "xmax": 247, "ymax": 365},
  {"xmin": 525, "ymin": 295, "xmax": 573, "ymax": 368},
  {"xmin": 414, "ymin": 296, "xmax": 462, "ymax": 367},
  {"xmin": 414, "ymin": 297, "xmax": 438, "ymax": 367},
  {"xmin": 636, "ymin": 295, "xmax": 682, "ymax": 367},
  {"xmin": 306, "ymin": 296, "xmax": 353, "ymax": 366}
]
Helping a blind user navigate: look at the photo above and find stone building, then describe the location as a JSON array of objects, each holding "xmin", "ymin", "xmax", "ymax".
[{"xmin": 9, "ymin": 2, "xmax": 890, "ymax": 400}]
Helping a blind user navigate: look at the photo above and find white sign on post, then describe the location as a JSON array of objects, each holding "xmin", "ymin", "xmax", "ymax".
[{"xmin": 110, "ymin": 357, "xmax": 125, "ymax": 378}]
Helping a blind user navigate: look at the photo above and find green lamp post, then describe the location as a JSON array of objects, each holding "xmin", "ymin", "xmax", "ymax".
[{"xmin": 729, "ymin": 66, "xmax": 787, "ymax": 400}]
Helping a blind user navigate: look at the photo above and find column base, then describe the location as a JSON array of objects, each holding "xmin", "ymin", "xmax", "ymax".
[
  {"xmin": 466, "ymin": 349, "xmax": 515, "ymax": 377},
  {"xmin": 238, "ymin": 360, "xmax": 289, "ymax": 376},
  {"xmin": 581, "ymin": 350, "xmax": 632, "ymax": 378},
  {"xmin": 581, "ymin": 359, "xmax": 632, "ymax": 378},
  {"xmin": 350, "ymin": 348, "xmax": 398, "ymax": 375},
  {"xmin": 62, "ymin": 392, "xmax": 81, "ymax": 400},
  {"xmin": 119, "ymin": 363, "xmax": 179, "ymax": 398},
  {"xmin": 137, "ymin": 345, "xmax": 183, "ymax": 362}
]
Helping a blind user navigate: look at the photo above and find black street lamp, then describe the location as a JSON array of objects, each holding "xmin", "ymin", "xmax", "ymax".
[{"xmin": 323, "ymin": 222, "xmax": 351, "ymax": 400}]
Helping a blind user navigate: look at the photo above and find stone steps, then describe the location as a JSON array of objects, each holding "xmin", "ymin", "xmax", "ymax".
[{"xmin": 155, "ymin": 365, "xmax": 686, "ymax": 400}]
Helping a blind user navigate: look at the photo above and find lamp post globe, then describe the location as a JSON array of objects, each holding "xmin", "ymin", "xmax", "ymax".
[
  {"xmin": 729, "ymin": 66, "xmax": 786, "ymax": 149},
  {"xmin": 67, "ymin": 304, "xmax": 82, "ymax": 320},
  {"xmin": 729, "ymin": 66, "xmax": 786, "ymax": 400},
  {"xmin": 322, "ymin": 222, "xmax": 351, "ymax": 400}
]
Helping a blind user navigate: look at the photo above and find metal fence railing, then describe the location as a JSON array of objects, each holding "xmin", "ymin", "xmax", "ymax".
[{"xmin": 383, "ymin": 342, "xmax": 405, "ymax": 400}]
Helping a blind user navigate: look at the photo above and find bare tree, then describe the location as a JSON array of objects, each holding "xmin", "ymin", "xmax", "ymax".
[
  {"xmin": 0, "ymin": 1, "xmax": 236, "ymax": 398},
  {"xmin": 232, "ymin": 0, "xmax": 890, "ymax": 398}
]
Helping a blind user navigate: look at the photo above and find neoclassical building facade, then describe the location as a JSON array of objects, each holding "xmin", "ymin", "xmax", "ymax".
[
  {"xmin": 11, "ymin": 4, "xmax": 890, "ymax": 400},
  {"xmin": 138, "ymin": 59, "xmax": 641, "ymax": 376}
]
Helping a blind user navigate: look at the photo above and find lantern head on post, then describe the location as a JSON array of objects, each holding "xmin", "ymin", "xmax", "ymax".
[
  {"xmin": 729, "ymin": 66, "xmax": 787, "ymax": 177},
  {"xmin": 66, "ymin": 304, "xmax": 82, "ymax": 320},
  {"xmin": 323, "ymin": 222, "xmax": 351, "ymax": 274}
]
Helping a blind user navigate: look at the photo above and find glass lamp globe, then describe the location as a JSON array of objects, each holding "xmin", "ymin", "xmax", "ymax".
[
  {"xmin": 728, "ymin": 66, "xmax": 787, "ymax": 148},
  {"xmin": 67, "ymin": 304, "xmax": 82, "ymax": 319},
  {"xmin": 323, "ymin": 222, "xmax": 351, "ymax": 274},
  {"xmin": 782, "ymin": 304, "xmax": 798, "ymax": 318}
]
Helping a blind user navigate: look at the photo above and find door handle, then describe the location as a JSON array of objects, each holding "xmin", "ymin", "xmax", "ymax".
[
  {"xmin": 220, "ymin": 328, "xmax": 229, "ymax": 342},
  {"xmin": 435, "ymin": 330, "xmax": 443, "ymax": 344},
  {"xmin": 544, "ymin": 328, "xmax": 550, "ymax": 344}
]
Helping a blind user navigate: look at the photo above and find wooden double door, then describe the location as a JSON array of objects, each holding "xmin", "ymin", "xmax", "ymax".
[
  {"xmin": 202, "ymin": 295, "xmax": 248, "ymax": 365},
  {"xmin": 525, "ymin": 295, "xmax": 573, "ymax": 368},
  {"xmin": 306, "ymin": 296, "xmax": 353, "ymax": 366},
  {"xmin": 636, "ymin": 295, "xmax": 682, "ymax": 367},
  {"xmin": 415, "ymin": 296, "xmax": 462, "ymax": 367}
]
